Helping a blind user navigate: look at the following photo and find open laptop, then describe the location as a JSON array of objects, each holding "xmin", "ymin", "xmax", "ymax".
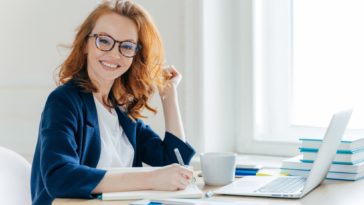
[{"xmin": 214, "ymin": 109, "xmax": 352, "ymax": 198}]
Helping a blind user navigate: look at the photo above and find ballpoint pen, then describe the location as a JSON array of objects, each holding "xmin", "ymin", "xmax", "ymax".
[
  {"xmin": 174, "ymin": 148, "xmax": 196, "ymax": 184},
  {"xmin": 174, "ymin": 148, "xmax": 185, "ymax": 166}
]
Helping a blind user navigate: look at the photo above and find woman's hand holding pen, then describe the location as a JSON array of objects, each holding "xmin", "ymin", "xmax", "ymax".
[{"xmin": 146, "ymin": 164, "xmax": 193, "ymax": 191}]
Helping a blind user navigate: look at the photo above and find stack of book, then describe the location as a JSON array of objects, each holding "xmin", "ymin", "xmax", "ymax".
[
  {"xmin": 235, "ymin": 164, "xmax": 261, "ymax": 177},
  {"xmin": 281, "ymin": 136, "xmax": 364, "ymax": 181},
  {"xmin": 235, "ymin": 164, "xmax": 287, "ymax": 177}
]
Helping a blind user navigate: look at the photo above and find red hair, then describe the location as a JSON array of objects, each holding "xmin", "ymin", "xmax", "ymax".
[{"xmin": 58, "ymin": 0, "xmax": 165, "ymax": 120}]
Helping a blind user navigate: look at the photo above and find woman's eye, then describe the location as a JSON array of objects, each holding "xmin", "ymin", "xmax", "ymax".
[
  {"xmin": 99, "ymin": 39, "xmax": 111, "ymax": 45},
  {"xmin": 121, "ymin": 43, "xmax": 135, "ymax": 50}
]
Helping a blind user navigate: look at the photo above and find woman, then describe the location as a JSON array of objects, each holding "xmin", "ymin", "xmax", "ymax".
[{"xmin": 30, "ymin": 1, "xmax": 195, "ymax": 204}]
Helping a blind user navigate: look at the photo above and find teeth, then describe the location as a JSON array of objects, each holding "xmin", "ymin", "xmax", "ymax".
[{"xmin": 101, "ymin": 61, "xmax": 118, "ymax": 68}]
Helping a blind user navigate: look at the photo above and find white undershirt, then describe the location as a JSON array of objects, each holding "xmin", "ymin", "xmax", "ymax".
[{"xmin": 93, "ymin": 95, "xmax": 134, "ymax": 168}]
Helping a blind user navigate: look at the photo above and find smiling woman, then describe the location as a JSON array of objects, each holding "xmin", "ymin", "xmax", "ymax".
[
  {"xmin": 84, "ymin": 13, "xmax": 140, "ymax": 110},
  {"xmin": 30, "ymin": 1, "xmax": 195, "ymax": 205},
  {"xmin": 58, "ymin": 2, "xmax": 165, "ymax": 119}
]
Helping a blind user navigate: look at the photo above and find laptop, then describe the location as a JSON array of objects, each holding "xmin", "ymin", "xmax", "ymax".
[{"xmin": 214, "ymin": 109, "xmax": 352, "ymax": 198}]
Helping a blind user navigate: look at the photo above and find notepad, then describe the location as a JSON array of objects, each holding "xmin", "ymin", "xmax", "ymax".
[
  {"xmin": 101, "ymin": 184, "xmax": 203, "ymax": 201},
  {"xmin": 100, "ymin": 167, "xmax": 203, "ymax": 201}
]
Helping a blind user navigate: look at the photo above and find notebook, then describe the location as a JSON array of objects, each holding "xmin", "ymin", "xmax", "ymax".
[
  {"xmin": 100, "ymin": 167, "xmax": 203, "ymax": 201},
  {"xmin": 214, "ymin": 109, "xmax": 352, "ymax": 198},
  {"xmin": 101, "ymin": 185, "xmax": 203, "ymax": 201}
]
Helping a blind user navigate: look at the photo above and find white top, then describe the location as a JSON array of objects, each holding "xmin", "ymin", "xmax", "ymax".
[{"xmin": 93, "ymin": 95, "xmax": 134, "ymax": 168}]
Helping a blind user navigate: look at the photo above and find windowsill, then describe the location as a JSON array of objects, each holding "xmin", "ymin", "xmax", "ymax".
[{"xmin": 191, "ymin": 154, "xmax": 286, "ymax": 170}]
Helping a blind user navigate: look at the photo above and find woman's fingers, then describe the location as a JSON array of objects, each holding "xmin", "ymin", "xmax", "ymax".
[
  {"xmin": 176, "ymin": 173, "xmax": 189, "ymax": 190},
  {"xmin": 150, "ymin": 164, "xmax": 193, "ymax": 191},
  {"xmin": 163, "ymin": 69, "xmax": 174, "ymax": 80},
  {"xmin": 163, "ymin": 65, "xmax": 182, "ymax": 83},
  {"xmin": 169, "ymin": 164, "xmax": 192, "ymax": 190}
]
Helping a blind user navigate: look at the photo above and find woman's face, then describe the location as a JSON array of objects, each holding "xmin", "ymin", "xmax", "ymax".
[{"xmin": 85, "ymin": 13, "xmax": 138, "ymax": 89}]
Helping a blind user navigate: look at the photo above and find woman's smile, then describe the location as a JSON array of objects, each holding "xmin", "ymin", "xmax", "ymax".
[{"xmin": 99, "ymin": 60, "xmax": 121, "ymax": 70}]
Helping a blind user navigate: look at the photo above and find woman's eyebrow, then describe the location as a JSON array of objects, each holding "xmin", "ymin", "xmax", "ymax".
[
  {"xmin": 122, "ymin": 39, "xmax": 138, "ymax": 44},
  {"xmin": 96, "ymin": 32, "xmax": 137, "ymax": 43}
]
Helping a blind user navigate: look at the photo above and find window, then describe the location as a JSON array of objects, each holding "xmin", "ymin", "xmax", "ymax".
[
  {"xmin": 238, "ymin": 0, "xmax": 364, "ymax": 156},
  {"xmin": 293, "ymin": 0, "xmax": 364, "ymax": 129}
]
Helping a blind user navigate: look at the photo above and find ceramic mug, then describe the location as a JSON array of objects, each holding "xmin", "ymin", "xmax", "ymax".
[{"xmin": 200, "ymin": 152, "xmax": 237, "ymax": 186}]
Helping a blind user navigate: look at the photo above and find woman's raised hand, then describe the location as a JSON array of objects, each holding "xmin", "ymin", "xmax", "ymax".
[
  {"xmin": 159, "ymin": 65, "xmax": 182, "ymax": 99},
  {"xmin": 163, "ymin": 65, "xmax": 182, "ymax": 87}
]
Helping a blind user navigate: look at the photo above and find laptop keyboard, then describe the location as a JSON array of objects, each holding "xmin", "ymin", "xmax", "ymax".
[{"xmin": 255, "ymin": 177, "xmax": 306, "ymax": 194}]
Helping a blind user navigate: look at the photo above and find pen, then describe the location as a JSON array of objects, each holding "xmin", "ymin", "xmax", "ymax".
[
  {"xmin": 174, "ymin": 148, "xmax": 196, "ymax": 184},
  {"xmin": 174, "ymin": 148, "xmax": 185, "ymax": 166}
]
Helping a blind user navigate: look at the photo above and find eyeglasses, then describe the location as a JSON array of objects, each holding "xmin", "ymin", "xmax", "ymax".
[{"xmin": 88, "ymin": 33, "xmax": 141, "ymax": 58}]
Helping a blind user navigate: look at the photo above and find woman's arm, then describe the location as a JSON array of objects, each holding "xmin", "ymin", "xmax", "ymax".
[
  {"xmin": 160, "ymin": 66, "xmax": 186, "ymax": 142},
  {"xmin": 35, "ymin": 88, "xmax": 107, "ymax": 199},
  {"xmin": 92, "ymin": 164, "xmax": 193, "ymax": 193}
]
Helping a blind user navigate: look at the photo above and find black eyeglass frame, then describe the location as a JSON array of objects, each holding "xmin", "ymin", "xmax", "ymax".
[{"xmin": 88, "ymin": 33, "xmax": 142, "ymax": 58}]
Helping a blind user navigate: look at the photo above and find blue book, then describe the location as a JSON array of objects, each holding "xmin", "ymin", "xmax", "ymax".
[
  {"xmin": 300, "ymin": 148, "xmax": 364, "ymax": 164},
  {"xmin": 281, "ymin": 168, "xmax": 364, "ymax": 181},
  {"xmin": 235, "ymin": 169, "xmax": 258, "ymax": 176},
  {"xmin": 300, "ymin": 136, "xmax": 364, "ymax": 152},
  {"xmin": 299, "ymin": 147, "xmax": 364, "ymax": 154},
  {"xmin": 236, "ymin": 167, "xmax": 260, "ymax": 171},
  {"xmin": 282, "ymin": 155, "xmax": 364, "ymax": 173}
]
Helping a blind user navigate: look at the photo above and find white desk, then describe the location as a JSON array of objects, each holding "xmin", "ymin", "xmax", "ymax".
[{"xmin": 53, "ymin": 175, "xmax": 364, "ymax": 205}]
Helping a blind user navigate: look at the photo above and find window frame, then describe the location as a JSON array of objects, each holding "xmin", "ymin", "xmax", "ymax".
[{"xmin": 237, "ymin": 0, "xmax": 301, "ymax": 156}]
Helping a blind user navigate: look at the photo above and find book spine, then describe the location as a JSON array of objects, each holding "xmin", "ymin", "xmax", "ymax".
[
  {"xmin": 301, "ymin": 140, "xmax": 351, "ymax": 150},
  {"xmin": 235, "ymin": 169, "xmax": 258, "ymax": 176},
  {"xmin": 281, "ymin": 162, "xmax": 359, "ymax": 173},
  {"xmin": 281, "ymin": 168, "xmax": 359, "ymax": 181},
  {"xmin": 302, "ymin": 151, "xmax": 364, "ymax": 163}
]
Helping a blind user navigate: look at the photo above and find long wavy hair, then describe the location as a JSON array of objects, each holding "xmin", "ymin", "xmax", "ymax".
[{"xmin": 58, "ymin": 0, "xmax": 165, "ymax": 120}]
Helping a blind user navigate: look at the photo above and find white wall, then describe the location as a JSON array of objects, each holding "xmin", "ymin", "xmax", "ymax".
[
  {"xmin": 0, "ymin": 0, "xmax": 99, "ymax": 161},
  {"xmin": 201, "ymin": 0, "xmax": 237, "ymax": 152}
]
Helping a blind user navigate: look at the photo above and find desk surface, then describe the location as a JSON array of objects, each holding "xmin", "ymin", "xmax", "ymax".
[{"xmin": 53, "ymin": 175, "xmax": 364, "ymax": 205}]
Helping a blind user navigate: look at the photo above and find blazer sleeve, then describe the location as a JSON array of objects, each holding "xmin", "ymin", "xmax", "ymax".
[
  {"xmin": 136, "ymin": 120, "xmax": 196, "ymax": 167},
  {"xmin": 39, "ymin": 90, "xmax": 106, "ymax": 198}
]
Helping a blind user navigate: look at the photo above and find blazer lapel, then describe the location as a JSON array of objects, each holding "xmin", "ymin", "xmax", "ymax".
[
  {"xmin": 81, "ymin": 92, "xmax": 98, "ymax": 127},
  {"xmin": 79, "ymin": 90, "xmax": 102, "ymax": 166},
  {"xmin": 115, "ymin": 107, "xmax": 137, "ymax": 149}
]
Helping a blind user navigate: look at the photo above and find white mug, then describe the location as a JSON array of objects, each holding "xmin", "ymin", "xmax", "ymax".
[{"xmin": 200, "ymin": 152, "xmax": 237, "ymax": 186}]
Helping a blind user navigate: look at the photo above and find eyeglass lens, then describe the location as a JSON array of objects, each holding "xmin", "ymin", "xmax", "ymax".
[{"xmin": 95, "ymin": 35, "xmax": 139, "ymax": 57}]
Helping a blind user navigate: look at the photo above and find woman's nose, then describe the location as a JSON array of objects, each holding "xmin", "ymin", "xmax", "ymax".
[{"xmin": 109, "ymin": 44, "xmax": 121, "ymax": 59}]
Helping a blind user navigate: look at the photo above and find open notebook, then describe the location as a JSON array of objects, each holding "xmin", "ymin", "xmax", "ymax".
[{"xmin": 100, "ymin": 167, "xmax": 203, "ymax": 201}]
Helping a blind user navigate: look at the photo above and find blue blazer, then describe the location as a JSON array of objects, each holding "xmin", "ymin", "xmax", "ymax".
[{"xmin": 31, "ymin": 80, "xmax": 196, "ymax": 205}]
